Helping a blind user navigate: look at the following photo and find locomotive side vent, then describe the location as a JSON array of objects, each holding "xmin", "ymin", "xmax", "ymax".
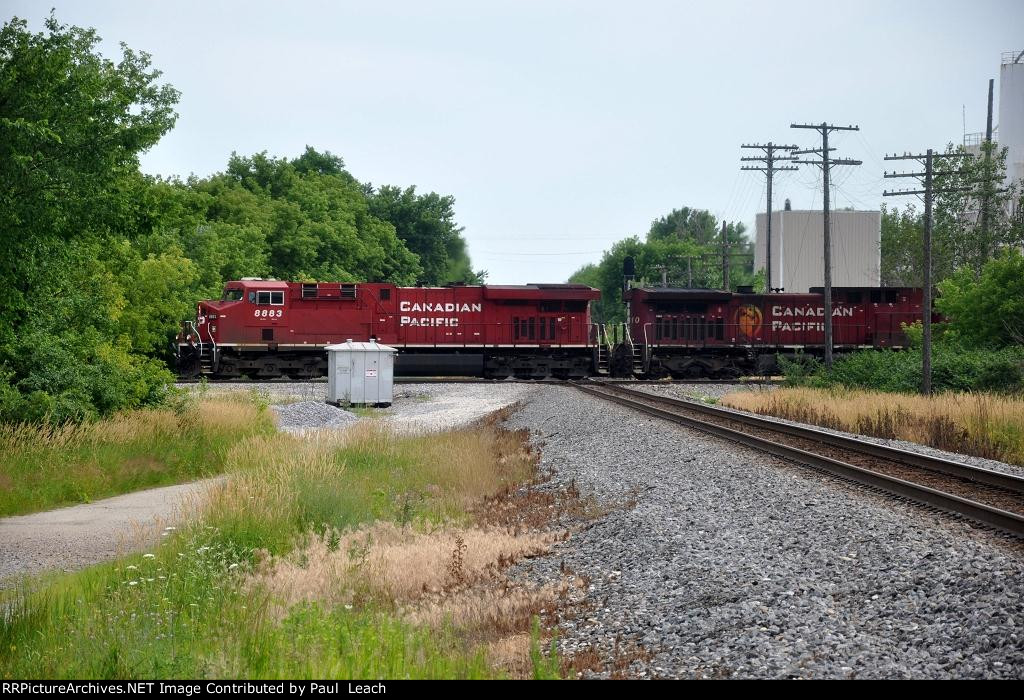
[
  {"xmin": 341, "ymin": 284, "xmax": 357, "ymax": 300},
  {"xmin": 302, "ymin": 283, "xmax": 318, "ymax": 299}
]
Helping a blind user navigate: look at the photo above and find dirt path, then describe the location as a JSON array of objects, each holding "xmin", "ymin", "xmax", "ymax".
[{"xmin": 0, "ymin": 478, "xmax": 221, "ymax": 583}]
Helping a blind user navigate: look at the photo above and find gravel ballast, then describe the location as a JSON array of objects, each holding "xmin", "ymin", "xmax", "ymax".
[
  {"xmin": 505, "ymin": 385, "xmax": 1024, "ymax": 679},
  {"xmin": 270, "ymin": 401, "xmax": 359, "ymax": 433}
]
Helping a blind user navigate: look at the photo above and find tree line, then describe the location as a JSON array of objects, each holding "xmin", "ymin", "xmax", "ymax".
[
  {"xmin": 0, "ymin": 15, "xmax": 482, "ymax": 422},
  {"xmin": 570, "ymin": 207, "xmax": 759, "ymax": 324}
]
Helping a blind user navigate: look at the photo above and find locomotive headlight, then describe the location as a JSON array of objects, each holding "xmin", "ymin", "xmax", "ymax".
[{"xmin": 211, "ymin": 325, "xmax": 217, "ymax": 333}]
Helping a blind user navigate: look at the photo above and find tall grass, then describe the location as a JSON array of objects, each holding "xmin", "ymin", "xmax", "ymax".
[
  {"xmin": 721, "ymin": 387, "xmax": 1024, "ymax": 465},
  {"xmin": 0, "ymin": 416, "xmax": 563, "ymax": 679},
  {"xmin": 0, "ymin": 395, "xmax": 275, "ymax": 516}
]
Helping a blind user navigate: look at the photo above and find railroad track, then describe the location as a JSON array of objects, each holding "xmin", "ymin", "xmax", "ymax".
[
  {"xmin": 178, "ymin": 376, "xmax": 783, "ymax": 386},
  {"xmin": 576, "ymin": 381, "xmax": 1024, "ymax": 538}
]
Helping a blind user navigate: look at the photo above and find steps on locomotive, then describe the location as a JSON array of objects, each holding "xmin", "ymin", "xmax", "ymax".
[
  {"xmin": 630, "ymin": 344, "xmax": 644, "ymax": 374},
  {"xmin": 197, "ymin": 346, "xmax": 216, "ymax": 374},
  {"xmin": 595, "ymin": 344, "xmax": 610, "ymax": 374}
]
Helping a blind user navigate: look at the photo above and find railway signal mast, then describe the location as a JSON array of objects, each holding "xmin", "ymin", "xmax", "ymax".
[
  {"xmin": 740, "ymin": 143, "xmax": 799, "ymax": 293},
  {"xmin": 883, "ymin": 149, "xmax": 972, "ymax": 395},
  {"xmin": 790, "ymin": 123, "xmax": 862, "ymax": 370}
]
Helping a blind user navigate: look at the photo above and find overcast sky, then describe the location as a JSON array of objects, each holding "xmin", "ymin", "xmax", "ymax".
[{"xmin": 8, "ymin": 1, "xmax": 1023, "ymax": 283}]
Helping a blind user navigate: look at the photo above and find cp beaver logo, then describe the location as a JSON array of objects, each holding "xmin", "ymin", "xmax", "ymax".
[{"xmin": 735, "ymin": 304, "xmax": 763, "ymax": 339}]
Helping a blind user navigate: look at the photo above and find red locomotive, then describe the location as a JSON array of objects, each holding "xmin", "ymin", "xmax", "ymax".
[
  {"xmin": 176, "ymin": 279, "xmax": 602, "ymax": 379},
  {"xmin": 177, "ymin": 273, "xmax": 930, "ymax": 380},
  {"xmin": 622, "ymin": 285, "xmax": 926, "ymax": 378}
]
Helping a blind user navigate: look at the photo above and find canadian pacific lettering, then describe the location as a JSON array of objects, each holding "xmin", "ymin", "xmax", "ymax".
[
  {"xmin": 770, "ymin": 305, "xmax": 854, "ymax": 332},
  {"xmin": 399, "ymin": 301, "xmax": 482, "ymax": 327},
  {"xmin": 399, "ymin": 302, "xmax": 482, "ymax": 313}
]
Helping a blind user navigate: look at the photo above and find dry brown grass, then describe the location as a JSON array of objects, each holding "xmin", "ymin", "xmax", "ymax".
[
  {"xmin": 210, "ymin": 411, "xmax": 625, "ymax": 679},
  {"xmin": 249, "ymin": 523, "xmax": 559, "ymax": 609},
  {"xmin": 0, "ymin": 396, "xmax": 274, "ymax": 516},
  {"xmin": 0, "ymin": 396, "xmax": 264, "ymax": 451},
  {"xmin": 721, "ymin": 387, "xmax": 1024, "ymax": 465}
]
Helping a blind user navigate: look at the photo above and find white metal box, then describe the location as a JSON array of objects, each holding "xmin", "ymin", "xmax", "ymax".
[{"xmin": 325, "ymin": 340, "xmax": 397, "ymax": 407}]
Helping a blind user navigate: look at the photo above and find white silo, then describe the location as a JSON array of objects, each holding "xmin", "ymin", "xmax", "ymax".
[{"xmin": 1000, "ymin": 51, "xmax": 1024, "ymax": 193}]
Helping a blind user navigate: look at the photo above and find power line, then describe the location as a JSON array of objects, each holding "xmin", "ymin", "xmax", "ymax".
[
  {"xmin": 741, "ymin": 142, "xmax": 799, "ymax": 293},
  {"xmin": 791, "ymin": 122, "xmax": 862, "ymax": 369},
  {"xmin": 883, "ymin": 149, "xmax": 972, "ymax": 396}
]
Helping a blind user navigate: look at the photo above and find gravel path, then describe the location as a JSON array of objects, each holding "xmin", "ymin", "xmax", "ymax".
[
  {"xmin": 0, "ymin": 479, "xmax": 218, "ymax": 584},
  {"xmin": 636, "ymin": 384, "xmax": 1024, "ymax": 480},
  {"xmin": 196, "ymin": 381, "xmax": 535, "ymax": 434},
  {"xmin": 1, "ymin": 384, "xmax": 532, "ymax": 582},
  {"xmin": 506, "ymin": 385, "xmax": 1024, "ymax": 679},
  {"xmin": 383, "ymin": 383, "xmax": 535, "ymax": 433}
]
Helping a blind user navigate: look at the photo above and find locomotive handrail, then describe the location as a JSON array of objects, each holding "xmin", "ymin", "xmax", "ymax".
[
  {"xmin": 188, "ymin": 320, "xmax": 203, "ymax": 359},
  {"xmin": 207, "ymin": 317, "xmax": 217, "ymax": 357}
]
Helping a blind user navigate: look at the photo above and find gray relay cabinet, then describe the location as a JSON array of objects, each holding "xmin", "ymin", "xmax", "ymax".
[{"xmin": 325, "ymin": 340, "xmax": 397, "ymax": 407}]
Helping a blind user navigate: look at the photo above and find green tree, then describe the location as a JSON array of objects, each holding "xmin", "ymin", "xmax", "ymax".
[
  {"xmin": 880, "ymin": 144, "xmax": 1024, "ymax": 288},
  {"xmin": 937, "ymin": 248, "xmax": 1024, "ymax": 347},
  {"xmin": 0, "ymin": 14, "xmax": 179, "ymax": 421},
  {"xmin": 880, "ymin": 203, "xmax": 925, "ymax": 286},
  {"xmin": 366, "ymin": 185, "xmax": 484, "ymax": 284},
  {"xmin": 570, "ymin": 208, "xmax": 756, "ymax": 323},
  {"xmin": 931, "ymin": 142, "xmax": 1023, "ymax": 277},
  {"xmin": 117, "ymin": 247, "xmax": 200, "ymax": 357}
]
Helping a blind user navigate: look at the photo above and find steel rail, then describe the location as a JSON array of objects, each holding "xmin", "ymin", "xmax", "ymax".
[
  {"xmin": 590, "ymin": 381, "xmax": 1024, "ymax": 495},
  {"xmin": 575, "ymin": 384, "xmax": 1024, "ymax": 537},
  {"xmin": 177, "ymin": 377, "xmax": 784, "ymax": 386}
]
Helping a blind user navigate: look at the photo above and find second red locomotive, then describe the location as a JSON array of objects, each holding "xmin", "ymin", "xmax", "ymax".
[{"xmin": 622, "ymin": 284, "xmax": 926, "ymax": 378}]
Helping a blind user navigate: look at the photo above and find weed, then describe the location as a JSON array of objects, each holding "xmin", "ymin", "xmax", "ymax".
[
  {"xmin": 1, "ymin": 412, "xmax": 574, "ymax": 679},
  {"xmin": 722, "ymin": 387, "xmax": 1024, "ymax": 465},
  {"xmin": 0, "ymin": 396, "xmax": 274, "ymax": 516}
]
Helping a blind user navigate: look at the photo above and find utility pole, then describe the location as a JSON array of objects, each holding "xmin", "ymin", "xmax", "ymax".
[
  {"xmin": 979, "ymin": 78, "xmax": 995, "ymax": 273},
  {"xmin": 883, "ymin": 149, "xmax": 972, "ymax": 395},
  {"xmin": 713, "ymin": 223, "xmax": 754, "ymax": 291},
  {"xmin": 721, "ymin": 221, "xmax": 729, "ymax": 291},
  {"xmin": 653, "ymin": 264, "xmax": 669, "ymax": 288},
  {"xmin": 741, "ymin": 143, "xmax": 798, "ymax": 293},
  {"xmin": 791, "ymin": 123, "xmax": 862, "ymax": 370}
]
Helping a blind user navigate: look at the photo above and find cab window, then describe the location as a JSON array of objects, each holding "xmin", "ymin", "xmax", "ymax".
[
  {"xmin": 256, "ymin": 291, "xmax": 285, "ymax": 305},
  {"xmin": 223, "ymin": 288, "xmax": 243, "ymax": 302}
]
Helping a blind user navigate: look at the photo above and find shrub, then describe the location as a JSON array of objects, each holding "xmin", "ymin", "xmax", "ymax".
[{"xmin": 779, "ymin": 342, "xmax": 1024, "ymax": 395}]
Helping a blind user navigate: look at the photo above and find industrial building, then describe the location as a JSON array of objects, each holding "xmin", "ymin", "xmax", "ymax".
[
  {"xmin": 754, "ymin": 208, "xmax": 881, "ymax": 293},
  {"xmin": 1000, "ymin": 51, "xmax": 1023, "ymax": 196},
  {"xmin": 964, "ymin": 50, "xmax": 1023, "ymax": 204}
]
